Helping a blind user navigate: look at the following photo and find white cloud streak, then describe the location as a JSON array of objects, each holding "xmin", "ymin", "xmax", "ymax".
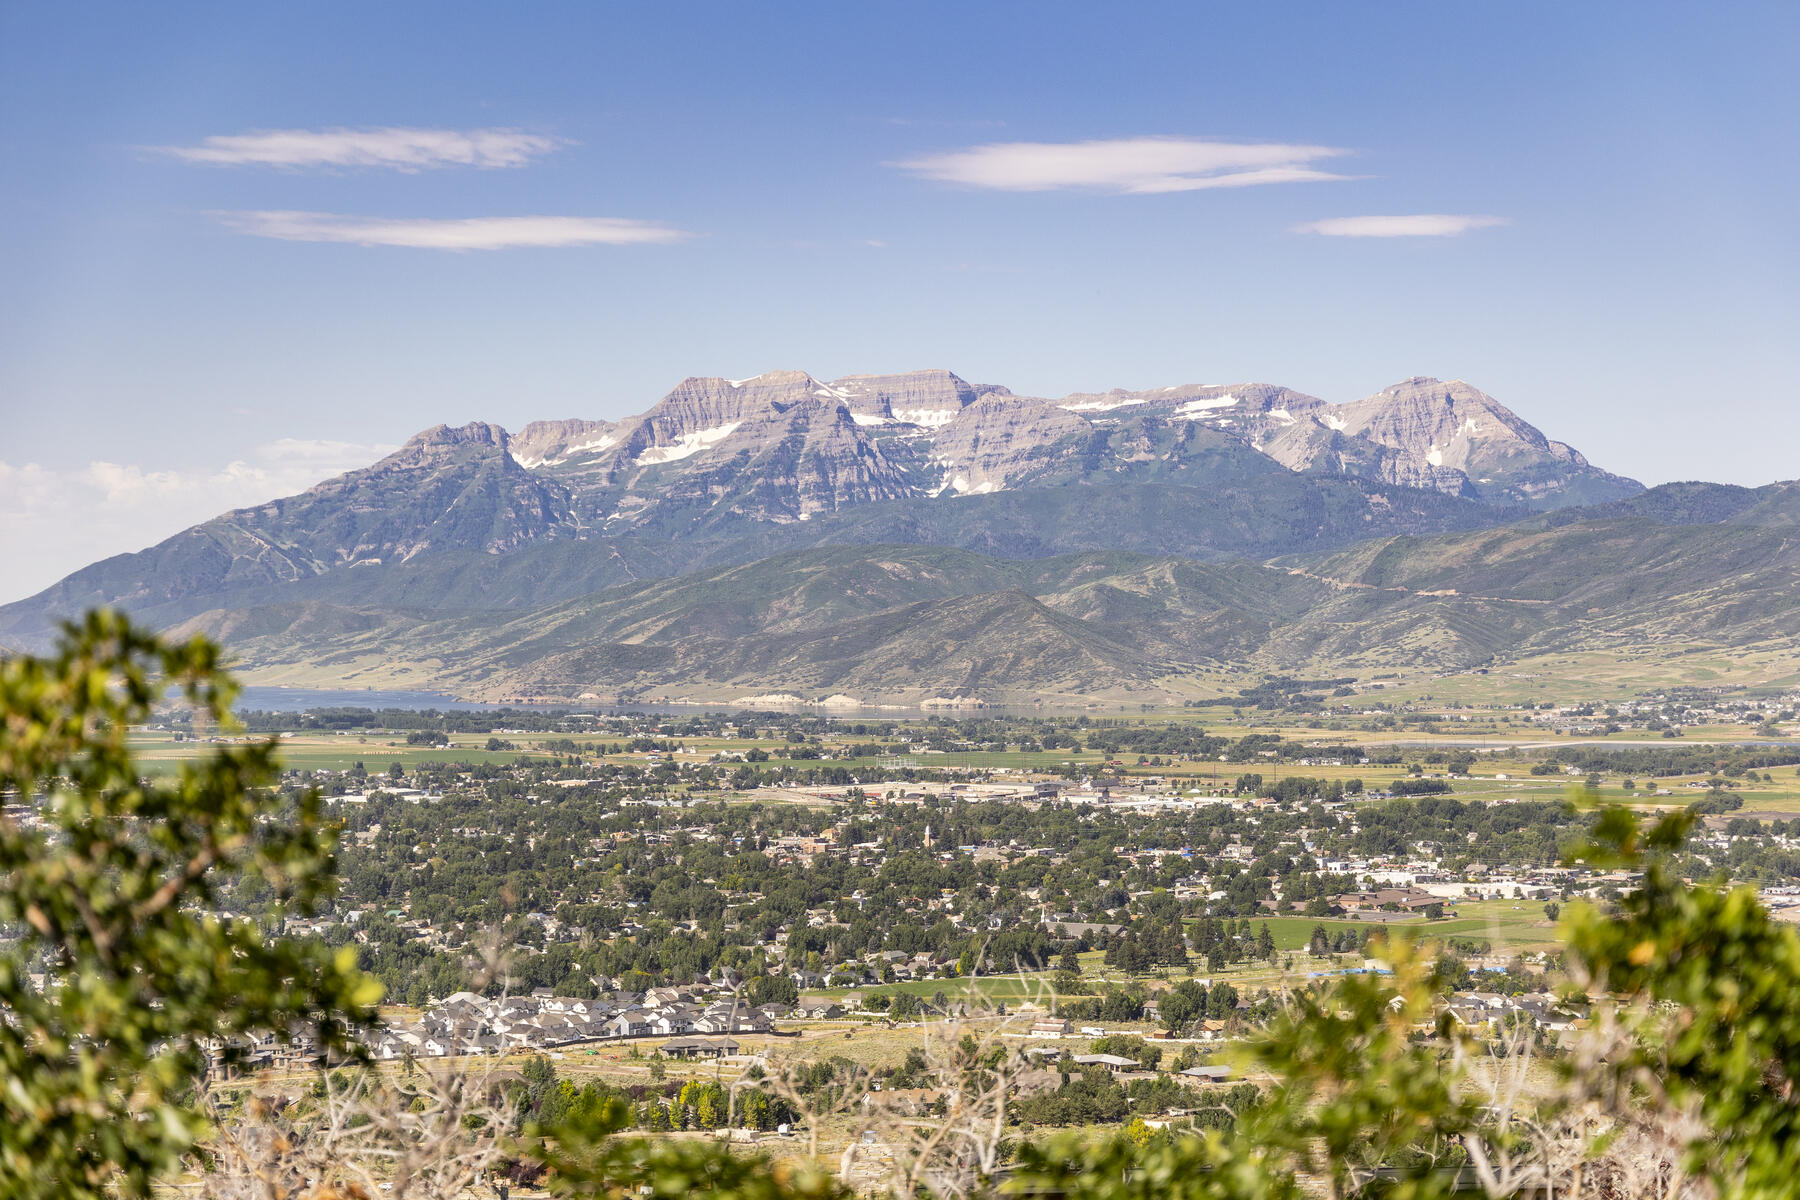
[
  {"xmin": 154, "ymin": 126, "xmax": 563, "ymax": 171},
  {"xmin": 891, "ymin": 136, "xmax": 1353, "ymax": 193},
  {"xmin": 0, "ymin": 439, "xmax": 396, "ymax": 604},
  {"xmin": 215, "ymin": 211, "xmax": 692, "ymax": 250},
  {"xmin": 1292, "ymin": 214, "xmax": 1510, "ymax": 237}
]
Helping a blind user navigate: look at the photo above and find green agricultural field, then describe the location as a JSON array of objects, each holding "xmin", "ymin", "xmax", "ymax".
[
  {"xmin": 836, "ymin": 751, "xmax": 1107, "ymax": 773},
  {"xmin": 1363, "ymin": 645, "xmax": 1800, "ymax": 707},
  {"xmin": 126, "ymin": 730, "xmax": 566, "ymax": 776},
  {"xmin": 809, "ymin": 902, "xmax": 1562, "ymax": 1016}
]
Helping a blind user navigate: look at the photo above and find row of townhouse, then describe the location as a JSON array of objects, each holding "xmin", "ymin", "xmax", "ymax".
[
  {"xmin": 1444, "ymin": 990, "xmax": 1583, "ymax": 1033},
  {"xmin": 365, "ymin": 984, "xmax": 781, "ymax": 1061}
]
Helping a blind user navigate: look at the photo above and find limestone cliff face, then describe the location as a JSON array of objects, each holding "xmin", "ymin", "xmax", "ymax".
[
  {"xmin": 828, "ymin": 369, "xmax": 1006, "ymax": 427},
  {"xmin": 508, "ymin": 418, "xmax": 620, "ymax": 469},
  {"xmin": 1333, "ymin": 378, "xmax": 1568, "ymax": 471},
  {"xmin": 1056, "ymin": 381, "xmax": 1326, "ymax": 423},
  {"xmin": 926, "ymin": 396, "xmax": 1090, "ymax": 494},
  {"xmin": 500, "ymin": 369, "xmax": 1634, "ymax": 527},
  {"xmin": 1257, "ymin": 419, "xmax": 1477, "ymax": 496},
  {"xmin": 527, "ymin": 372, "xmax": 917, "ymax": 526}
]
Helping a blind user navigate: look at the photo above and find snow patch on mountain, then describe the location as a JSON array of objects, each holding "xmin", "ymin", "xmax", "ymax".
[
  {"xmin": 1175, "ymin": 395, "xmax": 1240, "ymax": 418},
  {"xmin": 636, "ymin": 422, "xmax": 743, "ymax": 465},
  {"xmin": 566, "ymin": 435, "xmax": 619, "ymax": 456},
  {"xmin": 893, "ymin": 408, "xmax": 960, "ymax": 428},
  {"xmin": 1059, "ymin": 397, "xmax": 1146, "ymax": 413}
]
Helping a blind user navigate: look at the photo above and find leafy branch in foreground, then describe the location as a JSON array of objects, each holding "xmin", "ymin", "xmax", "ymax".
[
  {"xmin": 0, "ymin": 610, "xmax": 382, "ymax": 1200},
  {"xmin": 1560, "ymin": 803, "xmax": 1800, "ymax": 1197},
  {"xmin": 525, "ymin": 1097, "xmax": 848, "ymax": 1200},
  {"xmin": 1009, "ymin": 795, "xmax": 1800, "ymax": 1200}
]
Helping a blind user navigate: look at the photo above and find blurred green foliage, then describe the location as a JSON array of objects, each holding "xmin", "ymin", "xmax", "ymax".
[{"xmin": 0, "ymin": 611, "xmax": 382, "ymax": 1200}]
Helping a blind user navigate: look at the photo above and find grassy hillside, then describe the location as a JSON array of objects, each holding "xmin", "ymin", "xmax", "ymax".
[
  {"xmin": 172, "ymin": 508, "xmax": 1800, "ymax": 703},
  {"xmin": 0, "ymin": 468, "xmax": 1517, "ymax": 652}
]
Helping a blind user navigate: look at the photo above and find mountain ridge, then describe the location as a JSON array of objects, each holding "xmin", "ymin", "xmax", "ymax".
[{"xmin": 1, "ymin": 368, "xmax": 1643, "ymax": 652}]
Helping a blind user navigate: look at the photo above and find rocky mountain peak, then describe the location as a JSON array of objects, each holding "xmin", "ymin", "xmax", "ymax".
[
  {"xmin": 930, "ymin": 395, "xmax": 1090, "ymax": 495},
  {"xmin": 383, "ymin": 421, "xmax": 517, "ymax": 470},
  {"xmin": 1281, "ymin": 376, "xmax": 1636, "ymax": 504},
  {"xmin": 1333, "ymin": 378, "xmax": 1555, "ymax": 470},
  {"xmin": 402, "ymin": 421, "xmax": 511, "ymax": 451},
  {"xmin": 509, "ymin": 418, "xmax": 619, "ymax": 469},
  {"xmin": 827, "ymin": 368, "xmax": 1000, "ymax": 428}
]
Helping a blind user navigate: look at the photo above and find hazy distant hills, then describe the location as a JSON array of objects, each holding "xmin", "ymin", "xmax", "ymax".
[
  {"xmin": 16, "ymin": 367, "xmax": 1796, "ymax": 703},
  {"xmin": 0, "ymin": 369, "xmax": 1638, "ymax": 648}
]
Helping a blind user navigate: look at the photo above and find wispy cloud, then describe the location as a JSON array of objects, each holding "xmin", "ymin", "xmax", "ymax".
[
  {"xmin": 0, "ymin": 439, "xmax": 397, "ymax": 604},
  {"xmin": 214, "ymin": 211, "xmax": 691, "ymax": 250},
  {"xmin": 1293, "ymin": 214, "xmax": 1509, "ymax": 237},
  {"xmin": 153, "ymin": 126, "xmax": 564, "ymax": 171},
  {"xmin": 891, "ymin": 136, "xmax": 1353, "ymax": 194}
]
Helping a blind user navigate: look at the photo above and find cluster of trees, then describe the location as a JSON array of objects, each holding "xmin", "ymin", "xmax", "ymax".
[
  {"xmin": 298, "ymin": 778, "xmax": 1633, "ymax": 1003},
  {"xmin": 1306, "ymin": 924, "xmax": 1373, "ymax": 956},
  {"xmin": 1231, "ymin": 772, "xmax": 1366, "ymax": 801},
  {"xmin": 1101, "ymin": 924, "xmax": 1189, "ymax": 972},
  {"xmin": 1012, "ymin": 1066, "xmax": 1211, "ymax": 1127},
  {"xmin": 1191, "ymin": 917, "xmax": 1277, "ymax": 970},
  {"xmin": 1054, "ymin": 986, "xmax": 1152, "ymax": 1024},
  {"xmin": 1536, "ymin": 742, "xmax": 1800, "ymax": 779},
  {"xmin": 1389, "ymin": 777, "xmax": 1454, "ymax": 797},
  {"xmin": 1230, "ymin": 676, "xmax": 1355, "ymax": 711},
  {"xmin": 507, "ymin": 1055, "xmax": 799, "ymax": 1134},
  {"xmin": 1006, "ymin": 1055, "xmax": 1264, "ymax": 1131},
  {"xmin": 1153, "ymin": 978, "xmax": 1242, "ymax": 1031}
]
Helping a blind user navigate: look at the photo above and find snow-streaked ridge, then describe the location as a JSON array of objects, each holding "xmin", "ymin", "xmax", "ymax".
[
  {"xmin": 636, "ymin": 422, "xmax": 743, "ymax": 465},
  {"xmin": 893, "ymin": 407, "xmax": 961, "ymax": 428},
  {"xmin": 1059, "ymin": 396, "xmax": 1146, "ymax": 413},
  {"xmin": 1175, "ymin": 394, "xmax": 1239, "ymax": 418}
]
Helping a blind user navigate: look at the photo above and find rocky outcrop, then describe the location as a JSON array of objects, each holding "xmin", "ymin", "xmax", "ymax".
[
  {"xmin": 524, "ymin": 374, "xmax": 919, "ymax": 526},
  {"xmin": 927, "ymin": 396, "xmax": 1089, "ymax": 494},
  {"xmin": 509, "ymin": 418, "xmax": 620, "ymax": 468},
  {"xmin": 1301, "ymin": 378, "xmax": 1637, "ymax": 507},
  {"xmin": 236, "ymin": 421, "xmax": 578, "ymax": 565},
  {"xmin": 828, "ymin": 369, "xmax": 1005, "ymax": 427}
]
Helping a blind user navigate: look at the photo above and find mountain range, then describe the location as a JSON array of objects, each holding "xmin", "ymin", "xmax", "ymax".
[{"xmin": 12, "ymin": 367, "xmax": 1795, "ymax": 703}]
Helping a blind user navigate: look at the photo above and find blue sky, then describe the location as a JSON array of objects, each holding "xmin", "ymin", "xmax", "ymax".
[{"xmin": 2, "ymin": 1, "xmax": 1797, "ymax": 600}]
